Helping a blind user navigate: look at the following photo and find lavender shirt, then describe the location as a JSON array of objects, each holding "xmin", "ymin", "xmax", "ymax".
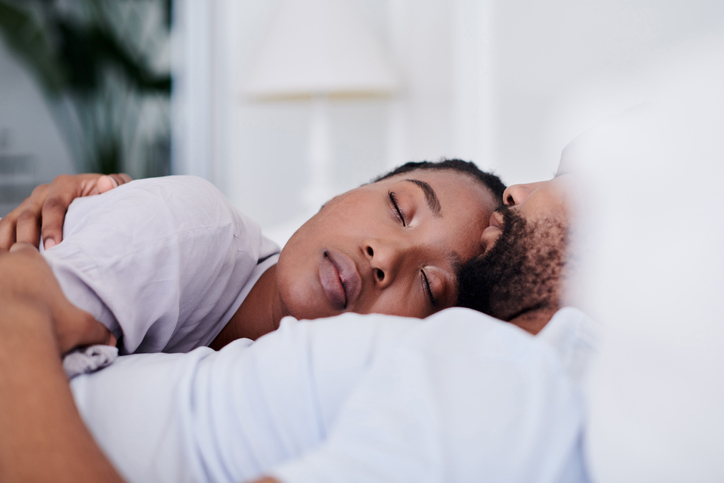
[{"xmin": 42, "ymin": 176, "xmax": 279, "ymax": 354}]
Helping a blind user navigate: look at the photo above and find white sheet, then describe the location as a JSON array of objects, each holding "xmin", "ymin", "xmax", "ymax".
[{"xmin": 71, "ymin": 308, "xmax": 592, "ymax": 483}]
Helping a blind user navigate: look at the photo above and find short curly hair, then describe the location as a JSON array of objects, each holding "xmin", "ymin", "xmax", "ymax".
[{"xmin": 373, "ymin": 159, "xmax": 506, "ymax": 201}]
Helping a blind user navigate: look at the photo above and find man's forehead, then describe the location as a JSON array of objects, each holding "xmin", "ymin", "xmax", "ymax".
[{"xmin": 541, "ymin": 173, "xmax": 575, "ymax": 195}]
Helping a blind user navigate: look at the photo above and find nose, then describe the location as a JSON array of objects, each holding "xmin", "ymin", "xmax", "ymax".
[
  {"xmin": 363, "ymin": 239, "xmax": 405, "ymax": 288},
  {"xmin": 502, "ymin": 181, "xmax": 545, "ymax": 206}
]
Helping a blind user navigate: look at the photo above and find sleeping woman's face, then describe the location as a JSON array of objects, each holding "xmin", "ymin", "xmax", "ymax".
[{"xmin": 276, "ymin": 169, "xmax": 499, "ymax": 320}]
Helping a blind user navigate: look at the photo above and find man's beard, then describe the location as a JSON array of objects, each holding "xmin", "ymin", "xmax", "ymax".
[{"xmin": 457, "ymin": 207, "xmax": 568, "ymax": 322}]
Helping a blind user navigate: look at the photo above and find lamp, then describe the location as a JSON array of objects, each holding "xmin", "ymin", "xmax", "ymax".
[{"xmin": 244, "ymin": 0, "xmax": 399, "ymax": 212}]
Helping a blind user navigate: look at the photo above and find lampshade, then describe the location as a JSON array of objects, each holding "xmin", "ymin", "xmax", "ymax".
[{"xmin": 245, "ymin": 0, "xmax": 400, "ymax": 99}]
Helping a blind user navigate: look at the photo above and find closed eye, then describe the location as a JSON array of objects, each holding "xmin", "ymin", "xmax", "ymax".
[
  {"xmin": 421, "ymin": 270, "xmax": 438, "ymax": 307},
  {"xmin": 389, "ymin": 191, "xmax": 406, "ymax": 226}
]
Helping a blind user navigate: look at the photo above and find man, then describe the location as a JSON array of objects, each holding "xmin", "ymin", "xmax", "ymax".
[
  {"xmin": 0, "ymin": 166, "xmax": 590, "ymax": 482},
  {"xmin": 457, "ymin": 174, "xmax": 575, "ymax": 334}
]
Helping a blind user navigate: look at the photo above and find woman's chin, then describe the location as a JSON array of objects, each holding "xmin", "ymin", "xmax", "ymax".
[{"xmin": 280, "ymin": 292, "xmax": 338, "ymax": 322}]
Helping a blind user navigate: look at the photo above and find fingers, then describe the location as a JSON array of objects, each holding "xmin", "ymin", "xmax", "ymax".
[
  {"xmin": 16, "ymin": 209, "xmax": 42, "ymax": 249},
  {"xmin": 95, "ymin": 175, "xmax": 116, "ymax": 193},
  {"xmin": 40, "ymin": 196, "xmax": 73, "ymax": 250},
  {"xmin": 40, "ymin": 174, "xmax": 90, "ymax": 249},
  {"xmin": 40, "ymin": 173, "xmax": 130, "ymax": 249},
  {"xmin": 2, "ymin": 173, "xmax": 132, "ymax": 251},
  {"xmin": 8, "ymin": 242, "xmax": 36, "ymax": 254},
  {"xmin": 0, "ymin": 212, "xmax": 15, "ymax": 250},
  {"xmin": 0, "ymin": 184, "xmax": 49, "ymax": 250},
  {"xmin": 39, "ymin": 173, "xmax": 113, "ymax": 249},
  {"xmin": 97, "ymin": 173, "xmax": 131, "ymax": 194}
]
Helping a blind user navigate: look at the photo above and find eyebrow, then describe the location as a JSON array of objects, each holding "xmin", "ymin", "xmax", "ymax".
[{"xmin": 404, "ymin": 179, "xmax": 441, "ymax": 216}]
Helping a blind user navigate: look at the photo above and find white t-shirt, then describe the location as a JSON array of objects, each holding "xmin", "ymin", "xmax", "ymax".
[
  {"xmin": 71, "ymin": 307, "xmax": 596, "ymax": 483},
  {"xmin": 41, "ymin": 176, "xmax": 279, "ymax": 354}
]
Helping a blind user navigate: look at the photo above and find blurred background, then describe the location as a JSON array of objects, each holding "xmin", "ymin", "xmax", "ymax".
[{"xmin": 1, "ymin": 0, "xmax": 723, "ymax": 244}]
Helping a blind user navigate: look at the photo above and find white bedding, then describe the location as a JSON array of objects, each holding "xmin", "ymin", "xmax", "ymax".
[{"xmin": 71, "ymin": 308, "xmax": 592, "ymax": 483}]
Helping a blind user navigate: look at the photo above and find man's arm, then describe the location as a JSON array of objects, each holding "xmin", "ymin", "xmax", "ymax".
[
  {"xmin": 261, "ymin": 309, "xmax": 587, "ymax": 483},
  {"xmin": 0, "ymin": 244, "xmax": 125, "ymax": 482},
  {"xmin": 0, "ymin": 302, "xmax": 124, "ymax": 482},
  {"xmin": 0, "ymin": 173, "xmax": 130, "ymax": 250}
]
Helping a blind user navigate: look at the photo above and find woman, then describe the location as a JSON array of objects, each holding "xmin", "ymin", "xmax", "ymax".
[{"xmin": 0, "ymin": 160, "xmax": 505, "ymax": 355}]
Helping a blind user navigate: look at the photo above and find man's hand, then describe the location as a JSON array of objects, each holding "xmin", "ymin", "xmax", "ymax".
[
  {"xmin": 0, "ymin": 173, "xmax": 131, "ymax": 250},
  {"xmin": 0, "ymin": 246, "xmax": 125, "ymax": 482},
  {"xmin": 0, "ymin": 243, "xmax": 115, "ymax": 354}
]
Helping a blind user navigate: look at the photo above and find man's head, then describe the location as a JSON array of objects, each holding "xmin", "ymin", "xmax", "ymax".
[
  {"xmin": 277, "ymin": 159, "xmax": 506, "ymax": 321},
  {"xmin": 457, "ymin": 175, "xmax": 574, "ymax": 334}
]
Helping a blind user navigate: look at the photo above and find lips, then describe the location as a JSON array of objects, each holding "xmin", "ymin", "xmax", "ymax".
[
  {"xmin": 481, "ymin": 210, "xmax": 505, "ymax": 253},
  {"xmin": 489, "ymin": 210, "xmax": 504, "ymax": 229},
  {"xmin": 319, "ymin": 249, "xmax": 362, "ymax": 310}
]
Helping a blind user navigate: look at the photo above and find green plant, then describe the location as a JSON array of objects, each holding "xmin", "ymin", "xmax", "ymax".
[{"xmin": 0, "ymin": 0, "xmax": 172, "ymax": 176}]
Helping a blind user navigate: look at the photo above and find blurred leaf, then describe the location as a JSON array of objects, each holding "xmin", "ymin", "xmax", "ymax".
[
  {"xmin": 0, "ymin": 1, "xmax": 67, "ymax": 96},
  {"xmin": 55, "ymin": 18, "xmax": 101, "ymax": 93},
  {"xmin": 86, "ymin": 23, "xmax": 171, "ymax": 95},
  {"xmin": 164, "ymin": 0, "xmax": 172, "ymax": 30},
  {"xmin": 95, "ymin": 136, "xmax": 121, "ymax": 174},
  {"xmin": 0, "ymin": 0, "xmax": 171, "ymax": 175}
]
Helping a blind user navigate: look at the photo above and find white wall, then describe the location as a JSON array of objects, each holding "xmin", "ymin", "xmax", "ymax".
[
  {"xmin": 174, "ymin": 0, "xmax": 493, "ymax": 244},
  {"xmin": 4, "ymin": 0, "xmax": 722, "ymax": 229},
  {"xmin": 490, "ymin": 0, "xmax": 724, "ymax": 184},
  {"xmin": 173, "ymin": 0, "xmax": 724, "ymax": 245}
]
